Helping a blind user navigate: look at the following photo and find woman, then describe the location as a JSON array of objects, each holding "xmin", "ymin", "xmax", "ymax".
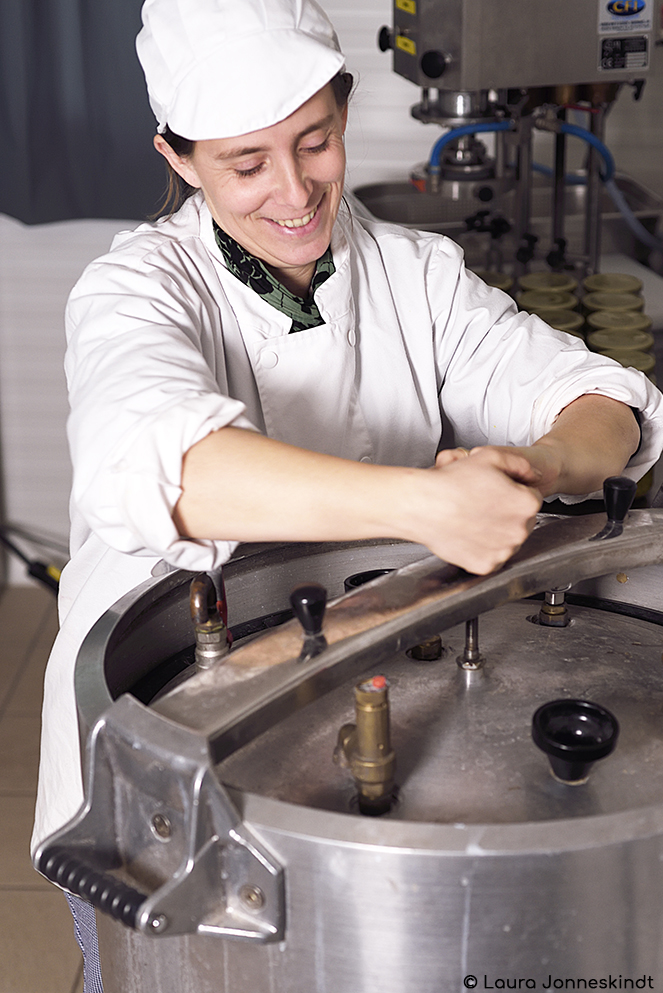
[{"xmin": 33, "ymin": 0, "xmax": 662, "ymax": 987}]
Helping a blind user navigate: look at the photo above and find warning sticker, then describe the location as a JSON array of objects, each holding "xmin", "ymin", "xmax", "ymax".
[
  {"xmin": 600, "ymin": 35, "xmax": 649, "ymax": 69},
  {"xmin": 598, "ymin": 0, "xmax": 651, "ymax": 35}
]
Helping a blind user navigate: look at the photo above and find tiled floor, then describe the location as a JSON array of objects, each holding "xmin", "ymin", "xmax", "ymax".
[{"xmin": 0, "ymin": 585, "xmax": 83, "ymax": 993}]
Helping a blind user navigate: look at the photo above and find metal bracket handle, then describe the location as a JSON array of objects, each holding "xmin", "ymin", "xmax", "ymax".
[{"xmin": 34, "ymin": 695, "xmax": 284, "ymax": 941}]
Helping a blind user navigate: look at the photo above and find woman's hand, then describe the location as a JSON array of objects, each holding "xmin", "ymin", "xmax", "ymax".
[
  {"xmin": 173, "ymin": 428, "xmax": 543, "ymax": 576},
  {"xmin": 174, "ymin": 393, "xmax": 638, "ymax": 579},
  {"xmin": 464, "ymin": 395, "xmax": 640, "ymax": 499},
  {"xmin": 392, "ymin": 446, "xmax": 543, "ymax": 575}
]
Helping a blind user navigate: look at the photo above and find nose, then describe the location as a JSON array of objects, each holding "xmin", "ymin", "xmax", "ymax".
[{"xmin": 272, "ymin": 153, "xmax": 313, "ymax": 209}]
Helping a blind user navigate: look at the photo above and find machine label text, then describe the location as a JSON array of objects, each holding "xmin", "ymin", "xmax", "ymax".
[
  {"xmin": 607, "ymin": 0, "xmax": 646, "ymax": 15},
  {"xmin": 599, "ymin": 0, "xmax": 651, "ymax": 34},
  {"xmin": 471, "ymin": 977, "xmax": 655, "ymax": 990}
]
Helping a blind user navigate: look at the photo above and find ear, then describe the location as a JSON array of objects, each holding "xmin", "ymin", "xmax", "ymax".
[{"xmin": 153, "ymin": 134, "xmax": 202, "ymax": 188}]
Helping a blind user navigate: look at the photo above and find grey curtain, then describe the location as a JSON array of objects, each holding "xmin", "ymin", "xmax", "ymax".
[{"xmin": 0, "ymin": 0, "xmax": 166, "ymax": 223}]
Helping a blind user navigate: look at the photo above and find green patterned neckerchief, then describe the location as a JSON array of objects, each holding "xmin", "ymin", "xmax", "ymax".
[{"xmin": 213, "ymin": 221, "xmax": 335, "ymax": 333}]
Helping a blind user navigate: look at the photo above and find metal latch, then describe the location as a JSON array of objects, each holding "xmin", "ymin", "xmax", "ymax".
[{"xmin": 34, "ymin": 694, "xmax": 284, "ymax": 941}]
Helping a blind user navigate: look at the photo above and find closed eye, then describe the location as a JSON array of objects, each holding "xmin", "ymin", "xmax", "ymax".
[
  {"xmin": 302, "ymin": 137, "xmax": 330, "ymax": 155},
  {"xmin": 234, "ymin": 162, "xmax": 265, "ymax": 178}
]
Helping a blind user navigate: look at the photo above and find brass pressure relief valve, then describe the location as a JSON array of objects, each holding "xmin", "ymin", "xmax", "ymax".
[
  {"xmin": 190, "ymin": 573, "xmax": 230, "ymax": 670},
  {"xmin": 334, "ymin": 675, "xmax": 396, "ymax": 815}
]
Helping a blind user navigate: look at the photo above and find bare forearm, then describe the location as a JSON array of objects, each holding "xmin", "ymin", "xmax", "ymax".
[
  {"xmin": 173, "ymin": 427, "xmax": 406, "ymax": 543},
  {"xmin": 173, "ymin": 427, "xmax": 542, "ymax": 575},
  {"xmin": 530, "ymin": 394, "xmax": 640, "ymax": 497}
]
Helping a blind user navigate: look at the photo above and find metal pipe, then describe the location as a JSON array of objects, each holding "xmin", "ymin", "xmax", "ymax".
[
  {"xmin": 552, "ymin": 109, "xmax": 567, "ymax": 251},
  {"xmin": 513, "ymin": 114, "xmax": 534, "ymax": 275},
  {"xmin": 584, "ymin": 106, "xmax": 605, "ymax": 276}
]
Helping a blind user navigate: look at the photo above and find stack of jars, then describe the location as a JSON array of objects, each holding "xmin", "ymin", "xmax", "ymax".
[
  {"xmin": 515, "ymin": 273, "xmax": 584, "ymax": 338},
  {"xmin": 512, "ymin": 271, "xmax": 656, "ymax": 386},
  {"xmin": 582, "ymin": 273, "xmax": 655, "ymax": 386}
]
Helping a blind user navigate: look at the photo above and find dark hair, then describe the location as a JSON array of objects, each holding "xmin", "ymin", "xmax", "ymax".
[{"xmin": 155, "ymin": 70, "xmax": 354, "ymax": 218}]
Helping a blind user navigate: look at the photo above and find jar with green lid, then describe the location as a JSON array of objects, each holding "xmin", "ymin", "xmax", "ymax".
[
  {"xmin": 587, "ymin": 328, "xmax": 654, "ymax": 354},
  {"xmin": 519, "ymin": 272, "xmax": 578, "ymax": 294},
  {"xmin": 602, "ymin": 348, "xmax": 656, "ymax": 383},
  {"xmin": 582, "ymin": 292, "xmax": 644, "ymax": 314},
  {"xmin": 473, "ymin": 270, "xmax": 514, "ymax": 292},
  {"xmin": 534, "ymin": 309, "xmax": 585, "ymax": 336},
  {"xmin": 583, "ymin": 272, "xmax": 643, "ymax": 295},
  {"xmin": 586, "ymin": 310, "xmax": 652, "ymax": 333},
  {"xmin": 516, "ymin": 290, "xmax": 578, "ymax": 313}
]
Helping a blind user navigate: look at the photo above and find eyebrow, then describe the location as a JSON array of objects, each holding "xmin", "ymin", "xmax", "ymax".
[{"xmin": 214, "ymin": 115, "xmax": 335, "ymax": 160}]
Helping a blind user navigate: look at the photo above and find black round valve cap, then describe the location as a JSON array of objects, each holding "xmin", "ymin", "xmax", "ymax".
[
  {"xmin": 532, "ymin": 699, "xmax": 619, "ymax": 783},
  {"xmin": 421, "ymin": 50, "xmax": 447, "ymax": 79},
  {"xmin": 289, "ymin": 583, "xmax": 327, "ymax": 636},
  {"xmin": 377, "ymin": 26, "xmax": 392, "ymax": 52},
  {"xmin": 603, "ymin": 475, "xmax": 637, "ymax": 523}
]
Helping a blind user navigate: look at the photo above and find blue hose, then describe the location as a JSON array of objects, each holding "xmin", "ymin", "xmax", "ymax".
[
  {"xmin": 558, "ymin": 122, "xmax": 615, "ymax": 181},
  {"xmin": 604, "ymin": 177, "xmax": 663, "ymax": 253},
  {"xmin": 541, "ymin": 124, "xmax": 663, "ymax": 252},
  {"xmin": 429, "ymin": 119, "xmax": 663, "ymax": 254},
  {"xmin": 428, "ymin": 120, "xmax": 514, "ymax": 175},
  {"xmin": 532, "ymin": 162, "xmax": 586, "ymax": 185}
]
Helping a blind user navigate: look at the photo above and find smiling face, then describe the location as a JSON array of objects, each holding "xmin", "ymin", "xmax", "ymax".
[{"xmin": 155, "ymin": 84, "xmax": 347, "ymax": 295}]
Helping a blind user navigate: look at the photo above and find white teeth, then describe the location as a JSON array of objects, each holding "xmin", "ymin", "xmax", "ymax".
[{"xmin": 275, "ymin": 206, "xmax": 317, "ymax": 228}]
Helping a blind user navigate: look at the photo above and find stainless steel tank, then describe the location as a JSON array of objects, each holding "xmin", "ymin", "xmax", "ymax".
[{"xmin": 38, "ymin": 509, "xmax": 663, "ymax": 992}]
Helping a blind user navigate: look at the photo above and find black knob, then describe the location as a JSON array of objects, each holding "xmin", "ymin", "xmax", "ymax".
[
  {"xmin": 378, "ymin": 26, "xmax": 392, "ymax": 52},
  {"xmin": 516, "ymin": 232, "xmax": 538, "ymax": 265},
  {"xmin": 604, "ymin": 475, "xmax": 637, "ymax": 524},
  {"xmin": 290, "ymin": 583, "xmax": 327, "ymax": 637},
  {"xmin": 532, "ymin": 699, "xmax": 619, "ymax": 784},
  {"xmin": 421, "ymin": 50, "xmax": 447, "ymax": 79}
]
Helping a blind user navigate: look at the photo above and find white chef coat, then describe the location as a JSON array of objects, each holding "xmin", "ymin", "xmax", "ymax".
[{"xmin": 33, "ymin": 191, "xmax": 663, "ymax": 851}]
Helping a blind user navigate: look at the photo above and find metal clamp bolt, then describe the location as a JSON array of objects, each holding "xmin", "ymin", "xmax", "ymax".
[
  {"xmin": 239, "ymin": 885, "xmax": 265, "ymax": 911},
  {"xmin": 150, "ymin": 813, "xmax": 172, "ymax": 840}
]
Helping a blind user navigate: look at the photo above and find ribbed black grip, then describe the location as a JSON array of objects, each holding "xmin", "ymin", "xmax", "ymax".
[{"xmin": 37, "ymin": 846, "xmax": 147, "ymax": 928}]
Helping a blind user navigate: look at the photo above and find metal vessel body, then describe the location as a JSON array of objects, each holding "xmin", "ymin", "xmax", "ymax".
[{"xmin": 68, "ymin": 526, "xmax": 663, "ymax": 991}]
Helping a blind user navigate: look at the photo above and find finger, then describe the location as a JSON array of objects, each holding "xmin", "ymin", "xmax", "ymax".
[
  {"xmin": 435, "ymin": 448, "xmax": 470, "ymax": 468},
  {"xmin": 468, "ymin": 446, "xmax": 543, "ymax": 485}
]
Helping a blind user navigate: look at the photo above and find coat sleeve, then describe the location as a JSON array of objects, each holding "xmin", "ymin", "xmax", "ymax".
[
  {"xmin": 429, "ymin": 247, "xmax": 663, "ymax": 495},
  {"xmin": 65, "ymin": 249, "xmax": 257, "ymax": 570}
]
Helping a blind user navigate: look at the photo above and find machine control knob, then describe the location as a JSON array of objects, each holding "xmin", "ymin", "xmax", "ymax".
[
  {"xmin": 290, "ymin": 583, "xmax": 327, "ymax": 635},
  {"xmin": 420, "ymin": 50, "xmax": 447, "ymax": 79},
  {"xmin": 604, "ymin": 474, "xmax": 637, "ymax": 525},
  {"xmin": 290, "ymin": 583, "xmax": 328, "ymax": 661},
  {"xmin": 378, "ymin": 26, "xmax": 393, "ymax": 52},
  {"xmin": 590, "ymin": 475, "xmax": 637, "ymax": 541},
  {"xmin": 532, "ymin": 699, "xmax": 619, "ymax": 785}
]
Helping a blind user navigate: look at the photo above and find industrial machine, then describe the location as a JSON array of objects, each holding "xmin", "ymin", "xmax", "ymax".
[
  {"xmin": 35, "ymin": 481, "xmax": 663, "ymax": 990},
  {"xmin": 354, "ymin": 0, "xmax": 663, "ymax": 276}
]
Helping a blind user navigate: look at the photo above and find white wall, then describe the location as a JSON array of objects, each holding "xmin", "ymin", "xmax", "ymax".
[
  {"xmin": 0, "ymin": 1, "xmax": 661, "ymax": 585},
  {"xmin": 0, "ymin": 215, "xmax": 132, "ymax": 583}
]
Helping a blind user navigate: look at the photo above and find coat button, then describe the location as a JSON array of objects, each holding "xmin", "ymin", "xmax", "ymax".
[
  {"xmin": 348, "ymin": 329, "xmax": 356, "ymax": 346},
  {"xmin": 360, "ymin": 455, "xmax": 372, "ymax": 463},
  {"xmin": 261, "ymin": 350, "xmax": 279, "ymax": 369}
]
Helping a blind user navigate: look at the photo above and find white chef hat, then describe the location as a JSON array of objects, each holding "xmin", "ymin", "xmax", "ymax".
[{"xmin": 136, "ymin": 0, "xmax": 346, "ymax": 140}]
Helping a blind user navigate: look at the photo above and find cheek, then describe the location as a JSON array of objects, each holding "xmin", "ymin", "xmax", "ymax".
[
  {"xmin": 206, "ymin": 181, "xmax": 267, "ymax": 223},
  {"xmin": 325, "ymin": 147, "xmax": 346, "ymax": 185}
]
